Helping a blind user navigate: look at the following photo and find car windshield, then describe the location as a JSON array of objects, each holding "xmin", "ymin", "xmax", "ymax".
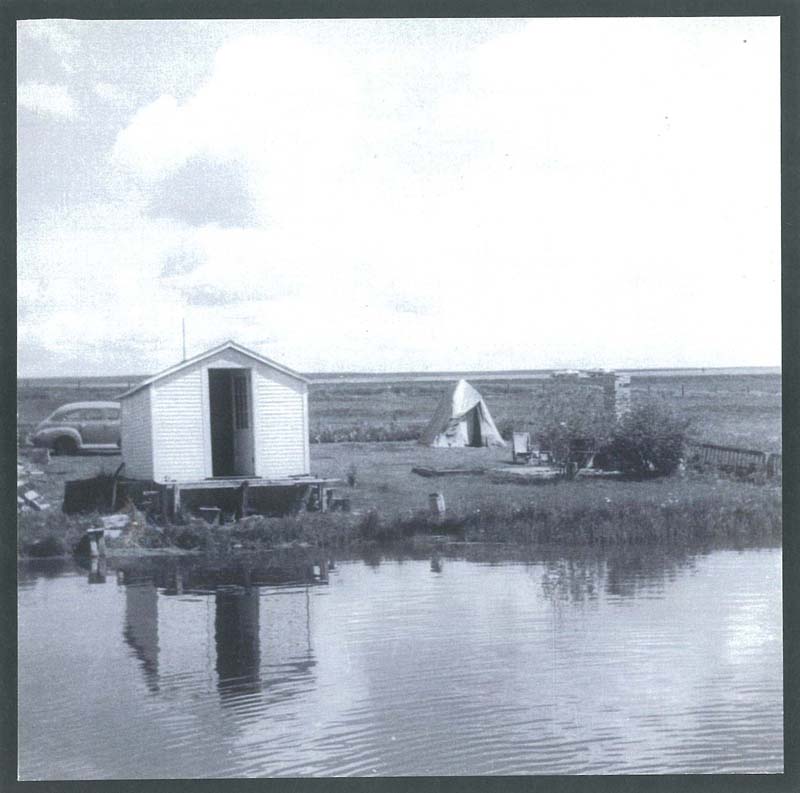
[
  {"xmin": 51, "ymin": 409, "xmax": 83, "ymax": 422},
  {"xmin": 50, "ymin": 406, "xmax": 117, "ymax": 422}
]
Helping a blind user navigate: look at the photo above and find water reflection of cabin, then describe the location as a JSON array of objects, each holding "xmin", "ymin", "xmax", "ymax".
[
  {"xmin": 117, "ymin": 340, "xmax": 334, "ymax": 516},
  {"xmin": 121, "ymin": 560, "xmax": 323, "ymax": 705}
]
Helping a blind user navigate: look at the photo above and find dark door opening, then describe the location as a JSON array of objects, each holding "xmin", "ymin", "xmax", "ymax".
[
  {"xmin": 468, "ymin": 407, "xmax": 483, "ymax": 448},
  {"xmin": 209, "ymin": 369, "xmax": 255, "ymax": 477},
  {"xmin": 210, "ymin": 370, "xmax": 235, "ymax": 477}
]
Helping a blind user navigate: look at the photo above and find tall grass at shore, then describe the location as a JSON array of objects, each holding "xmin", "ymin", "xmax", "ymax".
[
  {"xmin": 461, "ymin": 484, "xmax": 781, "ymax": 545},
  {"xmin": 354, "ymin": 478, "xmax": 782, "ymax": 546},
  {"xmin": 19, "ymin": 475, "xmax": 779, "ymax": 558}
]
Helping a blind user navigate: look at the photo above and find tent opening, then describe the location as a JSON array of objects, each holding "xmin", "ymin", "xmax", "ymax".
[
  {"xmin": 468, "ymin": 407, "xmax": 482, "ymax": 447},
  {"xmin": 209, "ymin": 369, "xmax": 255, "ymax": 477}
]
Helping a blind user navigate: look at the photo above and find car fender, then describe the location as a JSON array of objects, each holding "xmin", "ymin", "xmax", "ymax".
[{"xmin": 33, "ymin": 427, "xmax": 83, "ymax": 449}]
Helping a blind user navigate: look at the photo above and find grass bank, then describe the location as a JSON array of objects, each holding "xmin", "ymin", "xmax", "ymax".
[
  {"xmin": 17, "ymin": 442, "xmax": 781, "ymax": 558},
  {"xmin": 18, "ymin": 472, "xmax": 781, "ymax": 557}
]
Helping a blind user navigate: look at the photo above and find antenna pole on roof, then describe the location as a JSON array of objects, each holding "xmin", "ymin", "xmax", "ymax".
[{"xmin": 182, "ymin": 317, "xmax": 186, "ymax": 361}]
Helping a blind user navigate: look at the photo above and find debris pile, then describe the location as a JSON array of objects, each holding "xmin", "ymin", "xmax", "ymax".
[{"xmin": 17, "ymin": 458, "xmax": 49, "ymax": 512}]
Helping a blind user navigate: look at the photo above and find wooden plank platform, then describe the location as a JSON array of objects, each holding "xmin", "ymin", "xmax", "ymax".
[
  {"xmin": 168, "ymin": 477, "xmax": 341, "ymax": 517},
  {"xmin": 489, "ymin": 466, "xmax": 562, "ymax": 483},
  {"xmin": 116, "ymin": 475, "xmax": 341, "ymax": 518},
  {"xmin": 174, "ymin": 476, "xmax": 339, "ymax": 490}
]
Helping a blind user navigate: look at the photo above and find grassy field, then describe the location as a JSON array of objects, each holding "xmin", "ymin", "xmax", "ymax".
[
  {"xmin": 17, "ymin": 372, "xmax": 782, "ymax": 452},
  {"xmin": 17, "ymin": 370, "xmax": 782, "ymax": 557},
  {"xmin": 308, "ymin": 374, "xmax": 781, "ymax": 451}
]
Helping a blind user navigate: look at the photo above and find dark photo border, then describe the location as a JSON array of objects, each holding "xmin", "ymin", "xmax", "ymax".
[{"xmin": 1, "ymin": 3, "xmax": 796, "ymax": 792}]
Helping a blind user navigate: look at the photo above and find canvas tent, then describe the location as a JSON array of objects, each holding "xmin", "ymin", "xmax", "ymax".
[{"xmin": 419, "ymin": 380, "xmax": 506, "ymax": 448}]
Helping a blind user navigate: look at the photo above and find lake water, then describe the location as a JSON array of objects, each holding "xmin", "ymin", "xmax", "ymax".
[{"xmin": 18, "ymin": 544, "xmax": 782, "ymax": 778}]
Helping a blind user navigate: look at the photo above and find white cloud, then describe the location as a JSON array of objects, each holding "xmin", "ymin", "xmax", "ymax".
[
  {"xmin": 161, "ymin": 226, "xmax": 301, "ymax": 304},
  {"xmin": 94, "ymin": 82, "xmax": 126, "ymax": 104},
  {"xmin": 18, "ymin": 204, "xmax": 191, "ymax": 372},
  {"xmin": 112, "ymin": 94, "xmax": 193, "ymax": 178},
  {"xmin": 18, "ymin": 81, "xmax": 77, "ymax": 119},
  {"xmin": 112, "ymin": 33, "xmax": 365, "ymax": 201},
  {"xmin": 17, "ymin": 19, "xmax": 782, "ymax": 375}
]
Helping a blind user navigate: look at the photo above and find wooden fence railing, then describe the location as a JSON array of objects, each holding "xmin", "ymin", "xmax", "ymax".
[{"xmin": 688, "ymin": 443, "xmax": 781, "ymax": 479}]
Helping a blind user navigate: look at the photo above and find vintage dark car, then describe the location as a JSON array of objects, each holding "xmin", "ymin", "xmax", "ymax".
[{"xmin": 30, "ymin": 401, "xmax": 121, "ymax": 455}]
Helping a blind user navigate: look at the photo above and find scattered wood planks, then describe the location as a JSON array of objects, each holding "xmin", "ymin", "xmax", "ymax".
[{"xmin": 412, "ymin": 466, "xmax": 487, "ymax": 478}]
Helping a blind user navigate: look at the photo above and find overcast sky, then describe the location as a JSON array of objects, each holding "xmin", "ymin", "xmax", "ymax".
[{"xmin": 17, "ymin": 17, "xmax": 780, "ymax": 376}]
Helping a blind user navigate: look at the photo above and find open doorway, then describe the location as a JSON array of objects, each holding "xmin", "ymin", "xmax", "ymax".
[
  {"xmin": 467, "ymin": 406, "xmax": 483, "ymax": 447},
  {"xmin": 209, "ymin": 369, "xmax": 255, "ymax": 477}
]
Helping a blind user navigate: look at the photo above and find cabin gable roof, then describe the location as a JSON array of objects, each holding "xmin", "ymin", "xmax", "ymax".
[{"xmin": 118, "ymin": 340, "xmax": 309, "ymax": 399}]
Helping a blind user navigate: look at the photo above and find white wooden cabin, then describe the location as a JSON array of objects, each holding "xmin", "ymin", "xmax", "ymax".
[{"xmin": 118, "ymin": 341, "xmax": 310, "ymax": 484}]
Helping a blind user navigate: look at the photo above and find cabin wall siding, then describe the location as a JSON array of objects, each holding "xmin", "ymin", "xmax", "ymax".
[
  {"xmin": 253, "ymin": 369, "xmax": 309, "ymax": 477},
  {"xmin": 151, "ymin": 367, "xmax": 206, "ymax": 482},
  {"xmin": 120, "ymin": 388, "xmax": 153, "ymax": 480}
]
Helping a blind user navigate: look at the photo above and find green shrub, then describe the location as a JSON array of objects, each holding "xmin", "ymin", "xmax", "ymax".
[
  {"xmin": 606, "ymin": 400, "xmax": 690, "ymax": 477},
  {"xmin": 534, "ymin": 385, "xmax": 616, "ymax": 462}
]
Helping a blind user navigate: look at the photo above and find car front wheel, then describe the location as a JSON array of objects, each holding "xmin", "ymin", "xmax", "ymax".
[{"xmin": 53, "ymin": 436, "xmax": 78, "ymax": 456}]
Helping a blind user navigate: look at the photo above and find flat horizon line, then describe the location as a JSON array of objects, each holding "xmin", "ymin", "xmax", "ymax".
[{"xmin": 17, "ymin": 364, "xmax": 782, "ymax": 386}]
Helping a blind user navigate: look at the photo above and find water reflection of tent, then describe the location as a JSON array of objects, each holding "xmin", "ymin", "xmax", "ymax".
[{"xmin": 419, "ymin": 380, "xmax": 506, "ymax": 448}]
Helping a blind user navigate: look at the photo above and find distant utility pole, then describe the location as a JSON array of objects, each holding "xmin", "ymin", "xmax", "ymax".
[{"xmin": 182, "ymin": 318, "xmax": 187, "ymax": 361}]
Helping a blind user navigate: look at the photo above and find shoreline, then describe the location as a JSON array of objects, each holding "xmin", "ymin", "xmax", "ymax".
[{"xmin": 18, "ymin": 478, "xmax": 782, "ymax": 560}]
